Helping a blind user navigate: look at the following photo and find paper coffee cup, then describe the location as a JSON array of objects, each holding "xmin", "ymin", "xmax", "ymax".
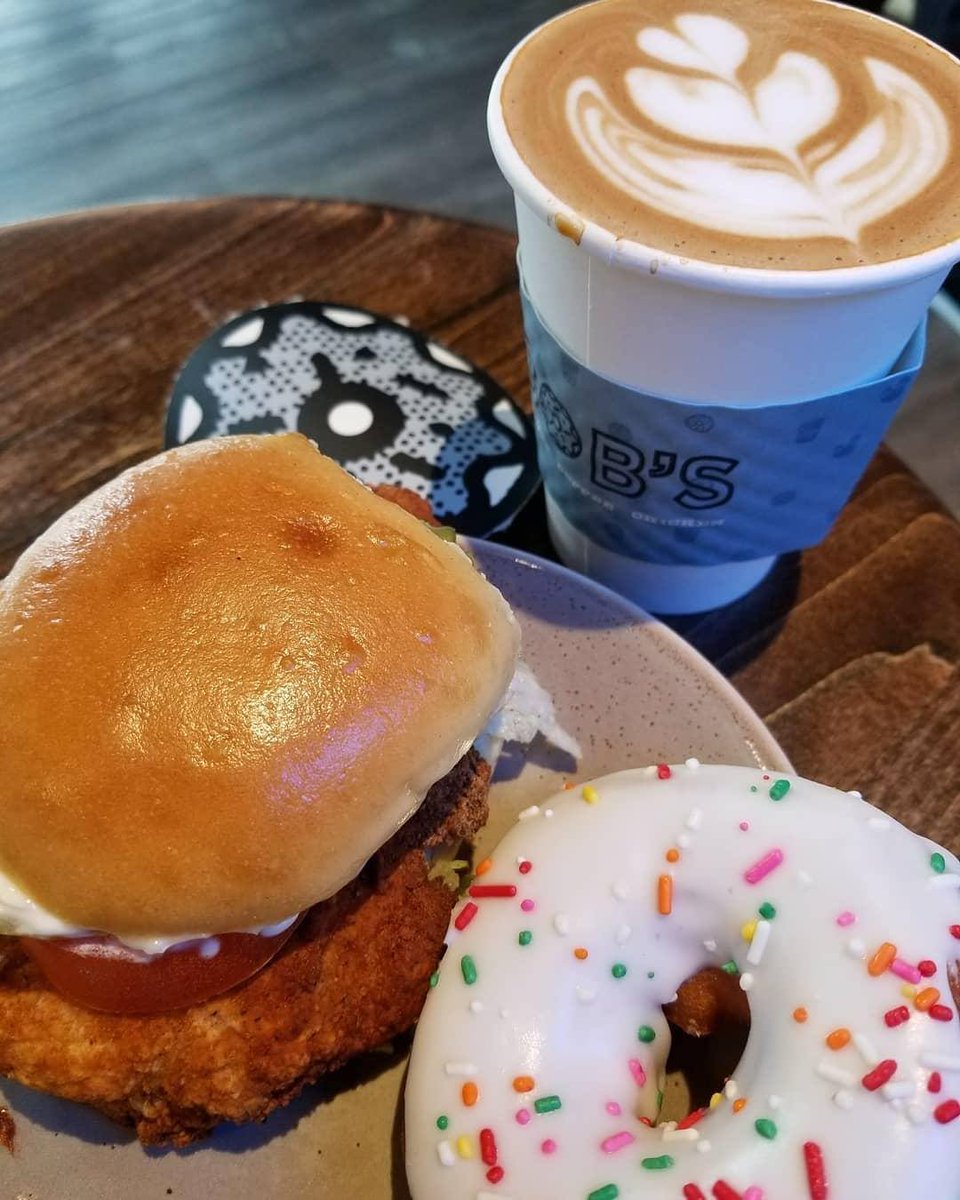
[{"xmin": 488, "ymin": 4, "xmax": 960, "ymax": 613}]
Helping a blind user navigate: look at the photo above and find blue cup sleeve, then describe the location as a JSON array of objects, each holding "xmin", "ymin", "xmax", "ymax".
[{"xmin": 521, "ymin": 293, "xmax": 926, "ymax": 566}]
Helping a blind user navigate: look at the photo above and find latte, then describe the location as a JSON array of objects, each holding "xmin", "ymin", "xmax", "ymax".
[{"xmin": 500, "ymin": 0, "xmax": 960, "ymax": 269}]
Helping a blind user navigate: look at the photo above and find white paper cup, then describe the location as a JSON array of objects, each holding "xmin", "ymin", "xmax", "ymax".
[{"xmin": 488, "ymin": 14, "xmax": 960, "ymax": 614}]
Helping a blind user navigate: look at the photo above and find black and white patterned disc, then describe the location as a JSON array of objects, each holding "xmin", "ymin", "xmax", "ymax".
[{"xmin": 164, "ymin": 301, "xmax": 540, "ymax": 536}]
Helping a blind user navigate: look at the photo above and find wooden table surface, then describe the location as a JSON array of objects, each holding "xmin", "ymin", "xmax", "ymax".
[{"xmin": 1, "ymin": 197, "xmax": 957, "ymax": 851}]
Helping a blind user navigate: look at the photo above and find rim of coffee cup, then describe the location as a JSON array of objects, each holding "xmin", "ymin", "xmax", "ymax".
[{"xmin": 487, "ymin": 3, "xmax": 960, "ymax": 300}]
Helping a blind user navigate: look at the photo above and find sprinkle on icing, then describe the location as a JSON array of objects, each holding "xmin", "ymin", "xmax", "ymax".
[
  {"xmin": 853, "ymin": 1032, "xmax": 880, "ymax": 1065},
  {"xmin": 746, "ymin": 920, "xmax": 772, "ymax": 965},
  {"xmin": 454, "ymin": 902, "xmax": 479, "ymax": 931},
  {"xmin": 479, "ymin": 1127, "xmax": 497, "ymax": 1165},
  {"xmin": 444, "ymin": 1061, "xmax": 477, "ymax": 1077},
  {"xmin": 755, "ymin": 1117, "xmax": 778, "ymax": 1139},
  {"xmin": 803, "ymin": 1141, "xmax": 828, "ymax": 1200},
  {"xmin": 862, "ymin": 1059, "xmax": 897, "ymax": 1090},
  {"xmin": 744, "ymin": 849, "xmax": 784, "ymax": 885},
  {"xmin": 657, "ymin": 874, "xmax": 673, "ymax": 915},
  {"xmin": 889, "ymin": 958, "xmax": 921, "ymax": 983},
  {"xmin": 640, "ymin": 1154, "xmax": 674, "ymax": 1170},
  {"xmin": 817, "ymin": 1061, "xmax": 857, "ymax": 1087},
  {"xmin": 600, "ymin": 1131, "xmax": 635, "ymax": 1154},
  {"xmin": 867, "ymin": 942, "xmax": 897, "ymax": 976},
  {"xmin": 469, "ymin": 884, "xmax": 517, "ymax": 898}
]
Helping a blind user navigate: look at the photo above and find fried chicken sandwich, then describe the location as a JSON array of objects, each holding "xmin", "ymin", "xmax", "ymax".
[{"xmin": 0, "ymin": 432, "xmax": 519, "ymax": 1145}]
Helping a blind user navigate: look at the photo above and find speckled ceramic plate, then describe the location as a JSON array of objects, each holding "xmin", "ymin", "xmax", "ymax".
[{"xmin": 0, "ymin": 542, "xmax": 788, "ymax": 1200}]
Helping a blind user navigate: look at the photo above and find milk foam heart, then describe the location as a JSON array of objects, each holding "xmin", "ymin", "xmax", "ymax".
[{"xmin": 501, "ymin": 0, "xmax": 960, "ymax": 270}]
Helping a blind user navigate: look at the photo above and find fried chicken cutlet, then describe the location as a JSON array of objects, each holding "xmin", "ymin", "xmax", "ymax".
[{"xmin": 0, "ymin": 752, "xmax": 489, "ymax": 1146}]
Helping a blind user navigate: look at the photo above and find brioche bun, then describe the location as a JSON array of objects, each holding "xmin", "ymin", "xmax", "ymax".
[{"xmin": 0, "ymin": 434, "xmax": 518, "ymax": 936}]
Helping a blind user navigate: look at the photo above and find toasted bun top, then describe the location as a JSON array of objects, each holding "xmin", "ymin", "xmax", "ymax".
[{"xmin": 0, "ymin": 434, "xmax": 518, "ymax": 936}]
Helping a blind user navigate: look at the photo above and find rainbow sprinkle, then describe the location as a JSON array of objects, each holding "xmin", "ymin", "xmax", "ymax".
[
  {"xmin": 600, "ymin": 1131, "xmax": 635, "ymax": 1154},
  {"xmin": 744, "ymin": 848, "xmax": 784, "ymax": 885},
  {"xmin": 640, "ymin": 1154, "xmax": 674, "ymax": 1170}
]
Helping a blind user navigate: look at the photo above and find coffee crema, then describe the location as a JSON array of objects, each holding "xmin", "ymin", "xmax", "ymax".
[{"xmin": 501, "ymin": 0, "xmax": 960, "ymax": 269}]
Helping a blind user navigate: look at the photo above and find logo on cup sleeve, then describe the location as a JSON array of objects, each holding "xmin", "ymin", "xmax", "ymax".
[
  {"xmin": 591, "ymin": 429, "xmax": 738, "ymax": 510},
  {"xmin": 535, "ymin": 382, "xmax": 582, "ymax": 458}
]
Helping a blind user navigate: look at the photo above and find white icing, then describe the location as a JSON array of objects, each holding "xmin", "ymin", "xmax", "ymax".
[
  {"xmin": 565, "ymin": 14, "xmax": 949, "ymax": 245},
  {"xmin": 406, "ymin": 766, "xmax": 960, "ymax": 1198}
]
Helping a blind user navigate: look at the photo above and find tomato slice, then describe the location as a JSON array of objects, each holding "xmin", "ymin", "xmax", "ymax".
[{"xmin": 20, "ymin": 918, "xmax": 302, "ymax": 1015}]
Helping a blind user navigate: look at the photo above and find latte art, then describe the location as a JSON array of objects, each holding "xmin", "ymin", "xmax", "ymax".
[
  {"xmin": 569, "ymin": 20, "xmax": 948, "ymax": 245},
  {"xmin": 501, "ymin": 0, "xmax": 960, "ymax": 269}
]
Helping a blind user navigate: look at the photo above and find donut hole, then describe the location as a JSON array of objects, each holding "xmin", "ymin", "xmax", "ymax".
[{"xmin": 660, "ymin": 965, "xmax": 751, "ymax": 1122}]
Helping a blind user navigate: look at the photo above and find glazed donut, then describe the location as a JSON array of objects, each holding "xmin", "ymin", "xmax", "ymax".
[{"xmin": 405, "ymin": 763, "xmax": 960, "ymax": 1199}]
